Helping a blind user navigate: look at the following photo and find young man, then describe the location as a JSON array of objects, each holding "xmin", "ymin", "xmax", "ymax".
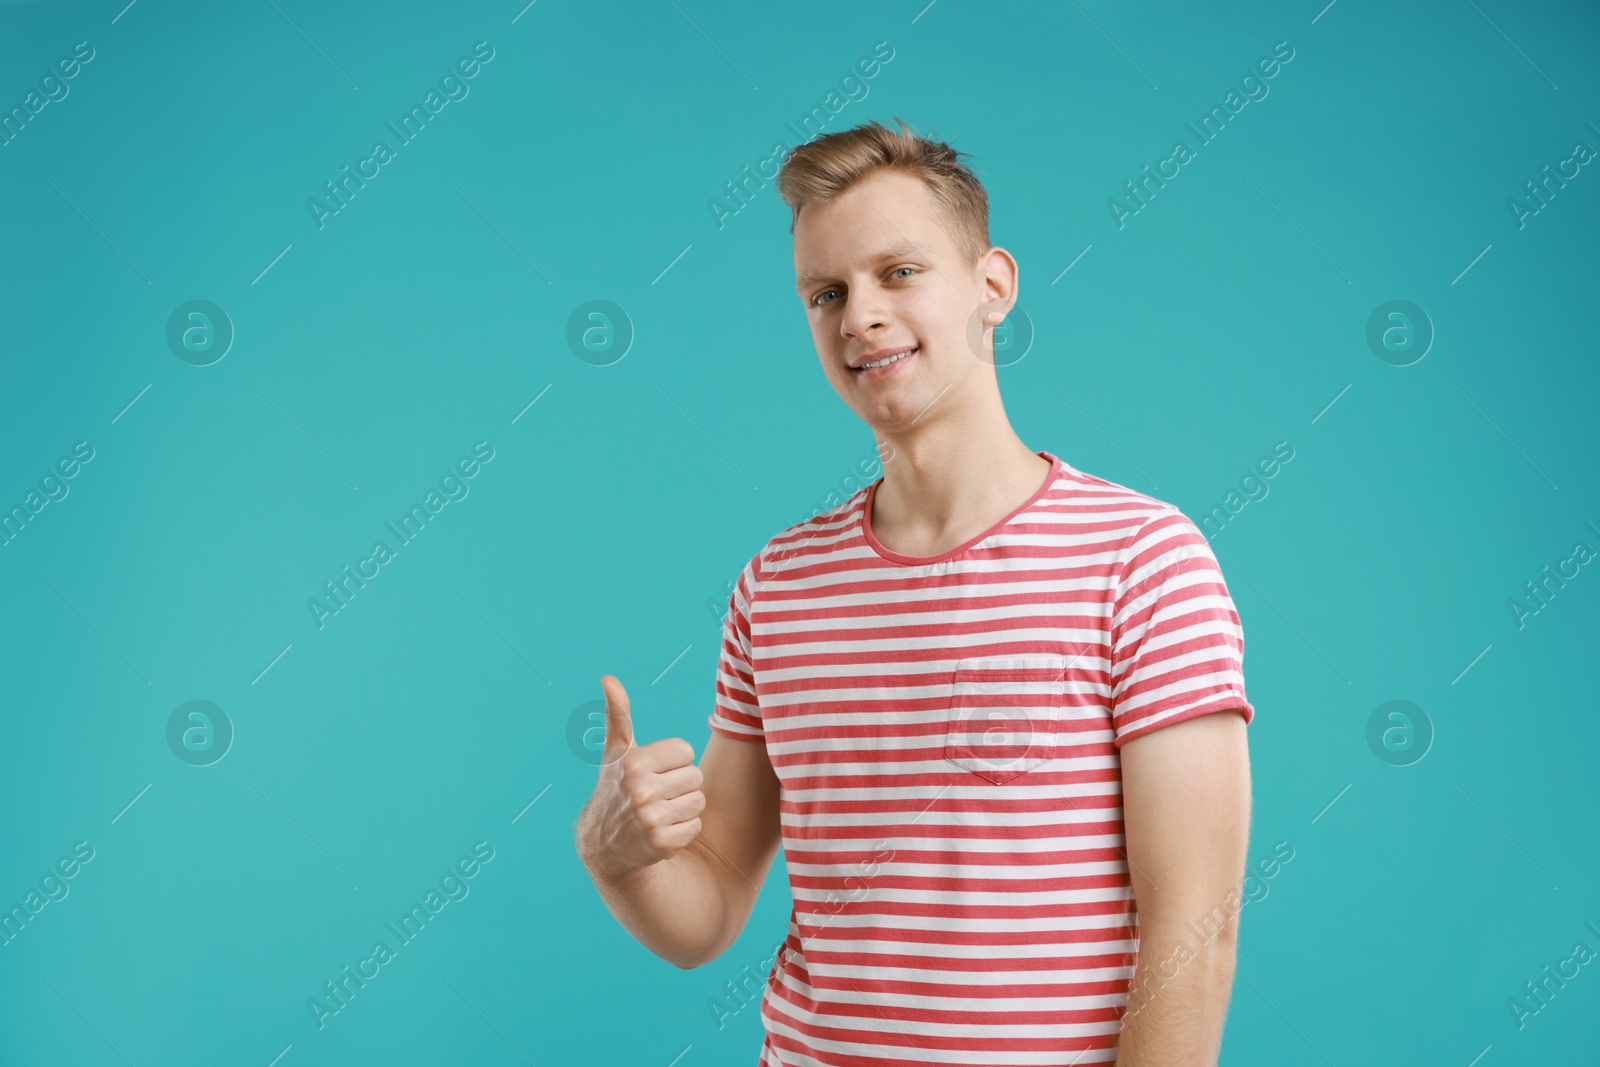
[{"xmin": 577, "ymin": 117, "xmax": 1255, "ymax": 1066}]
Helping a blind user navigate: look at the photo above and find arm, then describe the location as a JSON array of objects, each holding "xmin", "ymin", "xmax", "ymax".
[
  {"xmin": 1113, "ymin": 709, "xmax": 1252, "ymax": 1066},
  {"xmin": 578, "ymin": 729, "xmax": 783, "ymax": 970}
]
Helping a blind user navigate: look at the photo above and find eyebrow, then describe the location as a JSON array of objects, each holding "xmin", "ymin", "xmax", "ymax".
[{"xmin": 795, "ymin": 244, "xmax": 927, "ymax": 291}]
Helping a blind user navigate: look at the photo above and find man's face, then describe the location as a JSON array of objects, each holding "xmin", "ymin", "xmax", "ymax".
[{"xmin": 793, "ymin": 169, "xmax": 1000, "ymax": 433}]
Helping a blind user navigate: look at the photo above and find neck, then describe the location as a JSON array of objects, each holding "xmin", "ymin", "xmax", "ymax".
[{"xmin": 869, "ymin": 424, "xmax": 1050, "ymax": 556}]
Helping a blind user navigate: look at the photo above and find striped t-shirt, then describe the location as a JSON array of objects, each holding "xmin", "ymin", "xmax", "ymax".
[{"xmin": 706, "ymin": 450, "xmax": 1254, "ymax": 1066}]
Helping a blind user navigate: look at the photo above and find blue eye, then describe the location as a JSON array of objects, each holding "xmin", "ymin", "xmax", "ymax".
[{"xmin": 810, "ymin": 268, "xmax": 916, "ymax": 307}]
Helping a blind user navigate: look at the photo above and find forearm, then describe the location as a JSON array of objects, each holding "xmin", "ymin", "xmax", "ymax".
[
  {"xmin": 576, "ymin": 810, "xmax": 731, "ymax": 970},
  {"xmin": 1114, "ymin": 920, "xmax": 1238, "ymax": 1067}
]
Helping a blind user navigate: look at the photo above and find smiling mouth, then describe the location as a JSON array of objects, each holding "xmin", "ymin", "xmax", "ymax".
[{"xmin": 853, "ymin": 346, "xmax": 918, "ymax": 374}]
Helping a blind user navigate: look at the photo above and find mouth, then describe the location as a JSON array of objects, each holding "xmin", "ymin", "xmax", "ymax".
[{"xmin": 851, "ymin": 345, "xmax": 918, "ymax": 379}]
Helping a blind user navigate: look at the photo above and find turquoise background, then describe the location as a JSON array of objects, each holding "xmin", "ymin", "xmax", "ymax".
[{"xmin": 2, "ymin": 0, "xmax": 1597, "ymax": 1063}]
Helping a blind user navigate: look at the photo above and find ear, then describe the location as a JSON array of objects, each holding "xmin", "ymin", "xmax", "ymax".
[{"xmin": 977, "ymin": 246, "xmax": 1019, "ymax": 321}]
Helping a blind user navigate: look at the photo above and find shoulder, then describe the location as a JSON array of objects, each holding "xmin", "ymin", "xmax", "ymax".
[
  {"xmin": 747, "ymin": 488, "xmax": 871, "ymax": 586},
  {"xmin": 1053, "ymin": 461, "xmax": 1199, "ymax": 545},
  {"xmin": 1048, "ymin": 462, "xmax": 1219, "ymax": 591}
]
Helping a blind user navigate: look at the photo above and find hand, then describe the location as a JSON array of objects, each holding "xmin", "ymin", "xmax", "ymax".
[{"xmin": 577, "ymin": 675, "xmax": 707, "ymax": 880}]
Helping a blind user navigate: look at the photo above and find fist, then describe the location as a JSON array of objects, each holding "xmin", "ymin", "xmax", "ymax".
[{"xmin": 578, "ymin": 674, "xmax": 707, "ymax": 877}]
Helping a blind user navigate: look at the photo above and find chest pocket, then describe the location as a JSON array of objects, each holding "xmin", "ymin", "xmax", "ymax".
[{"xmin": 944, "ymin": 652, "xmax": 1066, "ymax": 784}]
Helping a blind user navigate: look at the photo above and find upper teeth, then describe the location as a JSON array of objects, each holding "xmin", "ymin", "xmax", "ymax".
[{"xmin": 861, "ymin": 349, "xmax": 913, "ymax": 369}]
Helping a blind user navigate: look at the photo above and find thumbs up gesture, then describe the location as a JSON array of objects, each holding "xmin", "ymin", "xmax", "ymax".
[{"xmin": 577, "ymin": 675, "xmax": 707, "ymax": 880}]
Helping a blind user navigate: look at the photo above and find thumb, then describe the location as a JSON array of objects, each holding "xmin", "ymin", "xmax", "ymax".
[{"xmin": 600, "ymin": 674, "xmax": 635, "ymax": 763}]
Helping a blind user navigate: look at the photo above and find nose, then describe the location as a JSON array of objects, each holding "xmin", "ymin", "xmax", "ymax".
[{"xmin": 840, "ymin": 283, "xmax": 890, "ymax": 343}]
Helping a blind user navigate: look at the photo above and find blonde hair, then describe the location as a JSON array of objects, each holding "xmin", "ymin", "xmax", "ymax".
[{"xmin": 776, "ymin": 116, "xmax": 991, "ymax": 268}]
